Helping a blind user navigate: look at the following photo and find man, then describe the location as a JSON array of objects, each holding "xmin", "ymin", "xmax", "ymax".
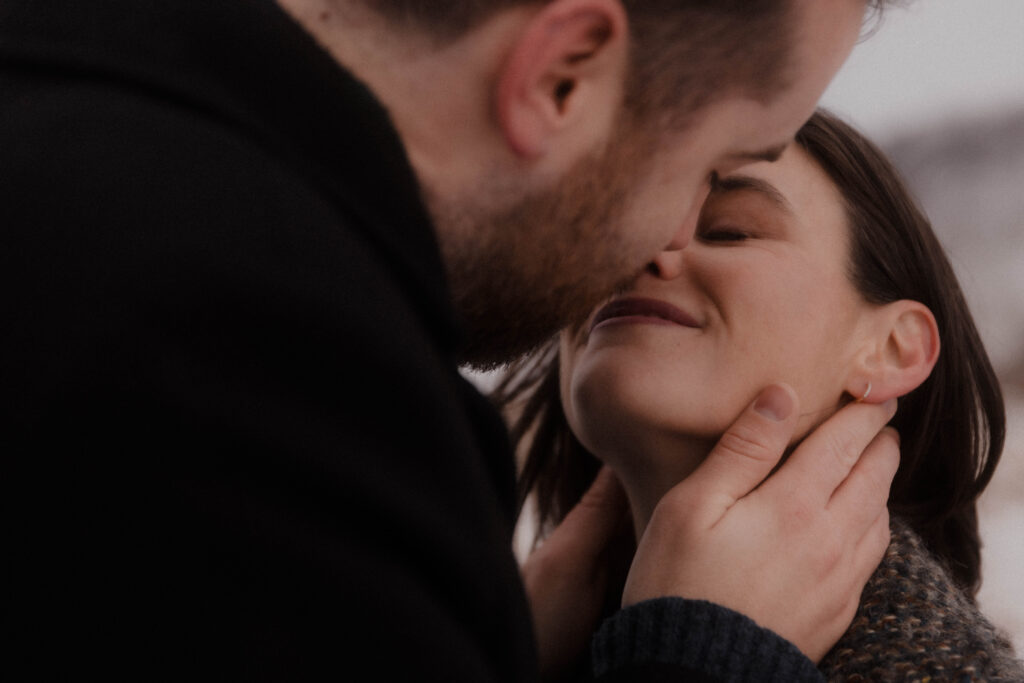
[{"xmin": 2, "ymin": 0, "xmax": 899, "ymax": 680}]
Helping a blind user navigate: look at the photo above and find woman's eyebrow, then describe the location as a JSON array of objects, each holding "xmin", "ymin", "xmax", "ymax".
[{"xmin": 710, "ymin": 174, "xmax": 794, "ymax": 214}]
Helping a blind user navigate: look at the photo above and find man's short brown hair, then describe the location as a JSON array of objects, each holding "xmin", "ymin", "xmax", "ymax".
[{"xmin": 357, "ymin": 1, "xmax": 893, "ymax": 126}]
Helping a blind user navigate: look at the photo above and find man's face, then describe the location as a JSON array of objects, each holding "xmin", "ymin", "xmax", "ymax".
[{"xmin": 449, "ymin": 0, "xmax": 866, "ymax": 369}]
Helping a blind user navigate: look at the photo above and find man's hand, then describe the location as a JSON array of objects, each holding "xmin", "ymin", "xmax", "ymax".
[
  {"xmin": 521, "ymin": 466, "xmax": 633, "ymax": 681},
  {"xmin": 622, "ymin": 383, "xmax": 899, "ymax": 662}
]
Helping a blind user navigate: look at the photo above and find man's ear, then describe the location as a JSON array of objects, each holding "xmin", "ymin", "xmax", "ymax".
[
  {"xmin": 495, "ymin": 0, "xmax": 628, "ymax": 160},
  {"xmin": 847, "ymin": 300, "xmax": 940, "ymax": 403}
]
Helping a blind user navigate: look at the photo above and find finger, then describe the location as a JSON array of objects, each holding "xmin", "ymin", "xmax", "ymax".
[
  {"xmin": 849, "ymin": 504, "xmax": 891, "ymax": 589},
  {"xmin": 543, "ymin": 465, "xmax": 628, "ymax": 560},
  {"xmin": 776, "ymin": 398, "xmax": 898, "ymax": 509},
  {"xmin": 827, "ymin": 426, "xmax": 900, "ymax": 530},
  {"xmin": 674, "ymin": 384, "xmax": 799, "ymax": 524}
]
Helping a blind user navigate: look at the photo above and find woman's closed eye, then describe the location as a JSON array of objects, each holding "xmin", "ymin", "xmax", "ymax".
[{"xmin": 699, "ymin": 226, "xmax": 751, "ymax": 243}]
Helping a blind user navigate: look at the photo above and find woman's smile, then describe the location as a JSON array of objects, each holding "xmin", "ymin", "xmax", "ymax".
[{"xmin": 590, "ymin": 296, "xmax": 702, "ymax": 333}]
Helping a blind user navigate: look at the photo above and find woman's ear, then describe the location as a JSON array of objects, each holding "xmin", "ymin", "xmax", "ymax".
[
  {"xmin": 495, "ymin": 0, "xmax": 628, "ymax": 159},
  {"xmin": 848, "ymin": 300, "xmax": 940, "ymax": 403}
]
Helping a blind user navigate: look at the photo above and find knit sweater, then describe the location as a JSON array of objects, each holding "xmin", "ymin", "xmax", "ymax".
[
  {"xmin": 820, "ymin": 518, "xmax": 1023, "ymax": 682},
  {"xmin": 593, "ymin": 597, "xmax": 823, "ymax": 681}
]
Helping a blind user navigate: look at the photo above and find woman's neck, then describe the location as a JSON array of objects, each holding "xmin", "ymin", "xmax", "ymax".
[{"xmin": 597, "ymin": 433, "xmax": 717, "ymax": 539}]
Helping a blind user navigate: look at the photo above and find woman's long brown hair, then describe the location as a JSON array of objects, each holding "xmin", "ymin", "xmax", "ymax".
[{"xmin": 492, "ymin": 110, "xmax": 1006, "ymax": 595}]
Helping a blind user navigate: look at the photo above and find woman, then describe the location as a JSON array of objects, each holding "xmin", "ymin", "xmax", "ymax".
[{"xmin": 495, "ymin": 111, "xmax": 1022, "ymax": 680}]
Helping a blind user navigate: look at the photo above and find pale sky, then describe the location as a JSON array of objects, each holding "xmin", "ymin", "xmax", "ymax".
[{"xmin": 820, "ymin": 0, "xmax": 1024, "ymax": 140}]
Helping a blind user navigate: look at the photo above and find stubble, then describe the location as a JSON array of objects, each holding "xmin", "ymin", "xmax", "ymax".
[{"xmin": 430, "ymin": 121, "xmax": 659, "ymax": 370}]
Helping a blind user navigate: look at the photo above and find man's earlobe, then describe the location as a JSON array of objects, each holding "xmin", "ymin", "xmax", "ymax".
[
  {"xmin": 495, "ymin": 0, "xmax": 627, "ymax": 159},
  {"xmin": 848, "ymin": 301, "xmax": 940, "ymax": 403}
]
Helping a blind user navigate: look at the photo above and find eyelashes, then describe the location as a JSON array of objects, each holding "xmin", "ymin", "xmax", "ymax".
[{"xmin": 698, "ymin": 226, "xmax": 751, "ymax": 243}]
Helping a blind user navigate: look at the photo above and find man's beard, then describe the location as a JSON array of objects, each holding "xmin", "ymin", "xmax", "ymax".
[{"xmin": 429, "ymin": 125, "xmax": 658, "ymax": 370}]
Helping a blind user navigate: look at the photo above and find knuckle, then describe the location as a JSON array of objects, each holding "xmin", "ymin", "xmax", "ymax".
[
  {"xmin": 815, "ymin": 533, "xmax": 844, "ymax": 575},
  {"xmin": 823, "ymin": 424, "xmax": 861, "ymax": 471},
  {"xmin": 859, "ymin": 450, "xmax": 898, "ymax": 507},
  {"xmin": 716, "ymin": 423, "xmax": 777, "ymax": 465},
  {"xmin": 576, "ymin": 491, "xmax": 611, "ymax": 516},
  {"xmin": 655, "ymin": 488, "xmax": 703, "ymax": 531},
  {"xmin": 526, "ymin": 548, "xmax": 574, "ymax": 589},
  {"xmin": 779, "ymin": 493, "xmax": 816, "ymax": 530}
]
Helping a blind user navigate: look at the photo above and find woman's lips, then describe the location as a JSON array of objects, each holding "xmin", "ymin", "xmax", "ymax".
[{"xmin": 590, "ymin": 297, "xmax": 701, "ymax": 333}]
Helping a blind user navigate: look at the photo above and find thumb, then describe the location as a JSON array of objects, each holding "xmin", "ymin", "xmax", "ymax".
[
  {"xmin": 676, "ymin": 384, "xmax": 799, "ymax": 524},
  {"xmin": 543, "ymin": 465, "xmax": 629, "ymax": 560}
]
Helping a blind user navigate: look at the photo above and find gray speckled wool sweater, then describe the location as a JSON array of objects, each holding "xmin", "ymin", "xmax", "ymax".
[{"xmin": 820, "ymin": 517, "xmax": 1023, "ymax": 682}]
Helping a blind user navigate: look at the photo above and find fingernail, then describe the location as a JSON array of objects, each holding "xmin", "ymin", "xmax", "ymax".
[
  {"xmin": 754, "ymin": 385, "xmax": 793, "ymax": 422},
  {"xmin": 883, "ymin": 426, "xmax": 901, "ymax": 445}
]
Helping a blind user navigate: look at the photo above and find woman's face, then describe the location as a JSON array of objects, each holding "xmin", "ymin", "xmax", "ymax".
[{"xmin": 560, "ymin": 145, "xmax": 876, "ymax": 455}]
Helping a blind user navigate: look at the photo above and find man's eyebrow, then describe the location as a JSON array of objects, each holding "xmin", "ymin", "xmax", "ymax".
[
  {"xmin": 728, "ymin": 143, "xmax": 789, "ymax": 164},
  {"xmin": 710, "ymin": 174, "xmax": 793, "ymax": 214}
]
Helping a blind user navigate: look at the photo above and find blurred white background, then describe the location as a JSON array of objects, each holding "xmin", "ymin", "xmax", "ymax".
[{"xmin": 820, "ymin": 0, "xmax": 1024, "ymax": 653}]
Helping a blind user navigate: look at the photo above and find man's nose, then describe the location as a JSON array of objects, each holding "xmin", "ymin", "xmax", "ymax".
[
  {"xmin": 649, "ymin": 181, "xmax": 708, "ymax": 279},
  {"xmin": 663, "ymin": 218, "xmax": 692, "ymax": 252},
  {"xmin": 647, "ymin": 245, "xmax": 686, "ymax": 280}
]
